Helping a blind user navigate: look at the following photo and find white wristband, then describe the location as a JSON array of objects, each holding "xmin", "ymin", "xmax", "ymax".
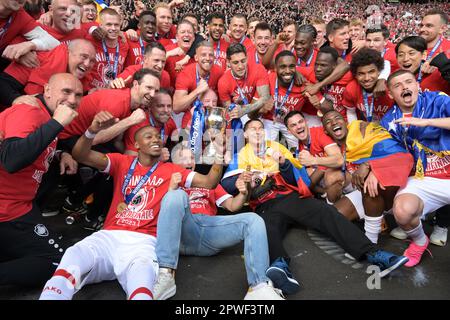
[
  {"xmin": 84, "ymin": 129, "xmax": 97, "ymax": 139},
  {"xmin": 319, "ymin": 97, "xmax": 325, "ymax": 104}
]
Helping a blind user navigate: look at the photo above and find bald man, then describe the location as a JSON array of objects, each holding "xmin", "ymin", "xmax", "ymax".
[
  {"xmin": 0, "ymin": 73, "xmax": 83, "ymax": 287},
  {"xmin": 0, "ymin": 40, "xmax": 95, "ymax": 109}
]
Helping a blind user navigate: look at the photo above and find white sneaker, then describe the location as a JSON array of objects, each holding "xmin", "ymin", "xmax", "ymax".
[
  {"xmin": 390, "ymin": 227, "xmax": 408, "ymax": 240},
  {"xmin": 244, "ymin": 281, "xmax": 285, "ymax": 300},
  {"xmin": 153, "ymin": 269, "xmax": 176, "ymax": 300},
  {"xmin": 430, "ymin": 226, "xmax": 448, "ymax": 247}
]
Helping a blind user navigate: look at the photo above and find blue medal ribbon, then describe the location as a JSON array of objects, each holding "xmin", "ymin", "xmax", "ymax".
[
  {"xmin": 381, "ymin": 48, "xmax": 386, "ymax": 58},
  {"xmin": 427, "ymin": 37, "xmax": 442, "ymax": 60},
  {"xmin": 297, "ymin": 49, "xmax": 314, "ymax": 67},
  {"xmin": 148, "ymin": 114, "xmax": 165, "ymax": 142},
  {"xmin": 274, "ymin": 78, "xmax": 294, "ymax": 119},
  {"xmin": 102, "ymin": 40, "xmax": 120, "ymax": 79},
  {"xmin": 229, "ymin": 103, "xmax": 244, "ymax": 156},
  {"xmin": 255, "ymin": 51, "xmax": 260, "ymax": 64},
  {"xmin": 0, "ymin": 15, "xmax": 13, "ymax": 41},
  {"xmin": 214, "ymin": 40, "xmax": 221, "ymax": 65},
  {"xmin": 189, "ymin": 65, "xmax": 209, "ymax": 157},
  {"xmin": 362, "ymin": 89, "xmax": 374, "ymax": 122},
  {"xmin": 139, "ymin": 37, "xmax": 145, "ymax": 63},
  {"xmin": 121, "ymin": 158, "xmax": 159, "ymax": 205}
]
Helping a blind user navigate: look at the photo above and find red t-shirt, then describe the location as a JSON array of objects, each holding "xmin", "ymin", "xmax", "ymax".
[
  {"xmin": 117, "ymin": 64, "xmax": 171, "ymax": 89},
  {"xmin": 103, "ymin": 154, "xmax": 195, "ymax": 236},
  {"xmin": 246, "ymin": 47, "xmax": 267, "ymax": 71},
  {"xmin": 218, "ymin": 63, "xmax": 269, "ymax": 104},
  {"xmin": 296, "ymin": 49, "xmax": 318, "ymax": 68},
  {"xmin": 425, "ymin": 153, "xmax": 450, "ymax": 179},
  {"xmin": 182, "ymin": 184, "xmax": 232, "ymax": 215},
  {"xmin": 123, "ymin": 117, "xmax": 177, "ymax": 152},
  {"xmin": 419, "ymin": 69, "xmax": 450, "ymax": 94},
  {"xmin": 175, "ymin": 63, "xmax": 224, "ymax": 92},
  {"xmin": 263, "ymin": 72, "xmax": 319, "ymax": 121},
  {"xmin": 300, "ymin": 66, "xmax": 354, "ymax": 118},
  {"xmin": 231, "ymin": 36, "xmax": 255, "ymax": 52},
  {"xmin": 0, "ymin": 8, "xmax": 37, "ymax": 51},
  {"xmin": 88, "ymin": 37, "xmax": 130, "ymax": 89},
  {"xmin": 382, "ymin": 47, "xmax": 399, "ymax": 73},
  {"xmin": 60, "ymin": 88, "xmax": 132, "ymax": 139},
  {"xmin": 212, "ymin": 38, "xmax": 229, "ymax": 72},
  {"xmin": 0, "ymin": 101, "xmax": 57, "ymax": 221},
  {"xmin": 297, "ymin": 126, "xmax": 336, "ymax": 170},
  {"xmin": 342, "ymin": 79, "xmax": 394, "ymax": 122},
  {"xmin": 164, "ymin": 44, "xmax": 195, "ymax": 88},
  {"xmin": 40, "ymin": 22, "xmax": 91, "ymax": 44},
  {"xmin": 124, "ymin": 36, "xmax": 148, "ymax": 67},
  {"xmin": 426, "ymin": 37, "xmax": 450, "ymax": 60}
]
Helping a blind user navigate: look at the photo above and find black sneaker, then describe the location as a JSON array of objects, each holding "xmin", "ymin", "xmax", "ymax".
[
  {"xmin": 266, "ymin": 257, "xmax": 300, "ymax": 295},
  {"xmin": 61, "ymin": 196, "xmax": 88, "ymax": 215},
  {"xmin": 83, "ymin": 215, "xmax": 105, "ymax": 231}
]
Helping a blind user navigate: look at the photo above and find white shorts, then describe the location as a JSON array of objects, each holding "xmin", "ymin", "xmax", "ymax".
[
  {"xmin": 396, "ymin": 176, "xmax": 450, "ymax": 218},
  {"xmin": 344, "ymin": 189, "xmax": 365, "ymax": 220},
  {"xmin": 73, "ymin": 230, "xmax": 158, "ymax": 291},
  {"xmin": 262, "ymin": 119, "xmax": 298, "ymax": 149}
]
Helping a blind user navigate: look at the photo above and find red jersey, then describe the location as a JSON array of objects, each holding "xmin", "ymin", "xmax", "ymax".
[
  {"xmin": 40, "ymin": 22, "xmax": 91, "ymax": 44},
  {"xmin": 124, "ymin": 36, "xmax": 148, "ymax": 67},
  {"xmin": 231, "ymin": 36, "xmax": 255, "ymax": 52},
  {"xmin": 263, "ymin": 72, "xmax": 319, "ymax": 121},
  {"xmin": 0, "ymin": 8, "xmax": 37, "ymax": 51},
  {"xmin": 0, "ymin": 101, "xmax": 57, "ymax": 221},
  {"xmin": 426, "ymin": 37, "xmax": 450, "ymax": 60},
  {"xmin": 419, "ymin": 69, "xmax": 450, "ymax": 94},
  {"xmin": 300, "ymin": 66, "xmax": 354, "ymax": 118},
  {"xmin": 175, "ymin": 63, "xmax": 224, "ymax": 92},
  {"xmin": 297, "ymin": 126, "xmax": 336, "ymax": 171},
  {"xmin": 156, "ymin": 25, "xmax": 177, "ymax": 41},
  {"xmin": 88, "ymin": 37, "xmax": 130, "ymax": 89},
  {"xmin": 182, "ymin": 184, "xmax": 231, "ymax": 215},
  {"xmin": 117, "ymin": 64, "xmax": 171, "ymax": 89},
  {"xmin": 425, "ymin": 153, "xmax": 450, "ymax": 179},
  {"xmin": 296, "ymin": 49, "xmax": 318, "ymax": 68},
  {"xmin": 342, "ymin": 79, "xmax": 394, "ymax": 122},
  {"xmin": 246, "ymin": 47, "xmax": 267, "ymax": 71},
  {"xmin": 212, "ymin": 38, "xmax": 229, "ymax": 72},
  {"xmin": 123, "ymin": 117, "xmax": 177, "ymax": 152},
  {"xmin": 60, "ymin": 88, "xmax": 132, "ymax": 139},
  {"xmin": 218, "ymin": 63, "xmax": 269, "ymax": 104},
  {"xmin": 103, "ymin": 153, "xmax": 195, "ymax": 236},
  {"xmin": 164, "ymin": 44, "xmax": 195, "ymax": 88},
  {"xmin": 383, "ymin": 47, "xmax": 400, "ymax": 73}
]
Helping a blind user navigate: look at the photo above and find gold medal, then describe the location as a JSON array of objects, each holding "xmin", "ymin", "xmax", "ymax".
[{"xmin": 117, "ymin": 202, "xmax": 127, "ymax": 213}]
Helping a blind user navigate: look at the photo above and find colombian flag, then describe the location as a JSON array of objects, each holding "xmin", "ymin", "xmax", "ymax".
[
  {"xmin": 346, "ymin": 121, "xmax": 413, "ymax": 187},
  {"xmin": 222, "ymin": 141, "xmax": 312, "ymax": 207},
  {"xmin": 381, "ymin": 91, "xmax": 450, "ymax": 178}
]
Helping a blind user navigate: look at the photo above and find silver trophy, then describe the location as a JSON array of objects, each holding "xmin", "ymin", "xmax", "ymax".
[{"xmin": 204, "ymin": 106, "xmax": 227, "ymax": 161}]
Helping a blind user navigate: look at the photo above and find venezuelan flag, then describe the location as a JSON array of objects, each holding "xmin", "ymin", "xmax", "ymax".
[
  {"xmin": 346, "ymin": 121, "xmax": 409, "ymax": 164},
  {"xmin": 381, "ymin": 91, "xmax": 450, "ymax": 178}
]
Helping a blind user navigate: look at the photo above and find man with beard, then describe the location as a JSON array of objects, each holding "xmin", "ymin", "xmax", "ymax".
[
  {"xmin": 419, "ymin": 9, "xmax": 450, "ymax": 75},
  {"xmin": 111, "ymin": 42, "xmax": 170, "ymax": 90},
  {"xmin": 381, "ymin": 70, "xmax": 450, "ymax": 266},
  {"xmin": 261, "ymin": 50, "xmax": 331, "ymax": 149},
  {"xmin": 321, "ymin": 110, "xmax": 413, "ymax": 244},
  {"xmin": 0, "ymin": 73, "xmax": 82, "ymax": 286},
  {"xmin": 0, "ymin": 39, "xmax": 96, "ymax": 108},
  {"xmin": 206, "ymin": 12, "xmax": 229, "ymax": 72},
  {"xmin": 246, "ymin": 22, "xmax": 273, "ymax": 71},
  {"xmin": 221, "ymin": 118, "xmax": 408, "ymax": 295},
  {"xmin": 172, "ymin": 41, "xmax": 223, "ymax": 113}
]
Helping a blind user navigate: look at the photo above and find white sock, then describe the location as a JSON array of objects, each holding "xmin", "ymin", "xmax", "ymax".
[
  {"xmin": 364, "ymin": 215, "xmax": 383, "ymax": 244},
  {"xmin": 39, "ymin": 271, "xmax": 75, "ymax": 300},
  {"xmin": 405, "ymin": 222, "xmax": 428, "ymax": 246}
]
